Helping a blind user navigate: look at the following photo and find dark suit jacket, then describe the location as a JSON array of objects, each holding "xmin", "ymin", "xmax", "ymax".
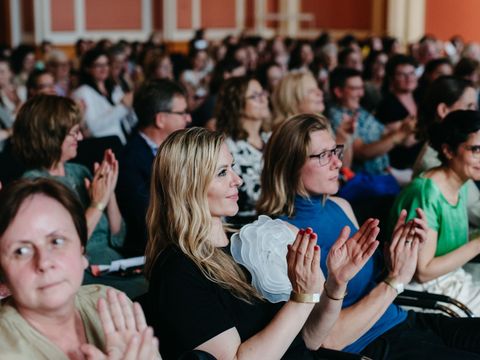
[{"xmin": 117, "ymin": 132, "xmax": 155, "ymax": 256}]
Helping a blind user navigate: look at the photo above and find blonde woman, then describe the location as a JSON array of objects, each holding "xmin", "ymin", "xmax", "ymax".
[
  {"xmin": 271, "ymin": 71, "xmax": 353, "ymax": 168},
  {"xmin": 145, "ymin": 127, "xmax": 378, "ymax": 360}
]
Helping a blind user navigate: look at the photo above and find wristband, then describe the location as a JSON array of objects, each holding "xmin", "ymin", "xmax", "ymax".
[
  {"xmin": 323, "ymin": 281, "xmax": 348, "ymax": 300},
  {"xmin": 290, "ymin": 292, "xmax": 320, "ymax": 303},
  {"xmin": 90, "ymin": 201, "xmax": 106, "ymax": 212}
]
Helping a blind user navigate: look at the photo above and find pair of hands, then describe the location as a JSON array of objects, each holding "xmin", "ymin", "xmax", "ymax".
[
  {"xmin": 86, "ymin": 149, "xmax": 119, "ymax": 208},
  {"xmin": 385, "ymin": 208, "xmax": 428, "ymax": 284},
  {"xmin": 81, "ymin": 288, "xmax": 160, "ymax": 360},
  {"xmin": 286, "ymin": 219, "xmax": 380, "ymax": 296}
]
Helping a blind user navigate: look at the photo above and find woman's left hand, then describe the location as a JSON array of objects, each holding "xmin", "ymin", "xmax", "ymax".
[
  {"xmin": 102, "ymin": 149, "xmax": 119, "ymax": 192},
  {"xmin": 80, "ymin": 288, "xmax": 160, "ymax": 360},
  {"xmin": 326, "ymin": 218, "xmax": 380, "ymax": 285}
]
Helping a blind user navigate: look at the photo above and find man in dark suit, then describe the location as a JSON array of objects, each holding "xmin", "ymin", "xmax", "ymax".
[{"xmin": 117, "ymin": 79, "xmax": 190, "ymax": 256}]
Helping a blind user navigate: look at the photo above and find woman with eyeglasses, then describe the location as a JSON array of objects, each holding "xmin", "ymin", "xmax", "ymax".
[
  {"xmin": 72, "ymin": 48, "xmax": 135, "ymax": 145},
  {"xmin": 390, "ymin": 109, "xmax": 480, "ymax": 315},
  {"xmin": 12, "ymin": 95, "xmax": 146, "ymax": 298},
  {"xmin": 257, "ymin": 113, "xmax": 480, "ymax": 359},
  {"xmin": 216, "ymin": 76, "xmax": 271, "ymax": 226}
]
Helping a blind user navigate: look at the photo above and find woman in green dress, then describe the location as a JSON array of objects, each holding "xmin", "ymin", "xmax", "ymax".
[{"xmin": 390, "ymin": 109, "xmax": 480, "ymax": 315}]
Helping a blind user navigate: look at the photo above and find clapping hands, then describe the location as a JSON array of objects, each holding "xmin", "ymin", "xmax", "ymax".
[
  {"xmin": 385, "ymin": 209, "xmax": 428, "ymax": 284},
  {"xmin": 287, "ymin": 228, "xmax": 324, "ymax": 296},
  {"xmin": 327, "ymin": 218, "xmax": 380, "ymax": 285},
  {"xmin": 81, "ymin": 288, "xmax": 161, "ymax": 360},
  {"xmin": 85, "ymin": 149, "xmax": 119, "ymax": 208}
]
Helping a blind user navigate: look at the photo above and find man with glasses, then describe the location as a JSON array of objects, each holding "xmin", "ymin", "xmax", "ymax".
[
  {"xmin": 117, "ymin": 79, "xmax": 190, "ymax": 256},
  {"xmin": 328, "ymin": 67, "xmax": 414, "ymax": 177}
]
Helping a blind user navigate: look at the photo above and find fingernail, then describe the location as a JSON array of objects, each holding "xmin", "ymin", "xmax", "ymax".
[
  {"xmin": 314, "ymin": 245, "xmax": 320, "ymax": 251},
  {"xmin": 299, "ymin": 229, "xmax": 304, "ymax": 235},
  {"xmin": 305, "ymin": 228, "xmax": 312, "ymax": 235},
  {"xmin": 310, "ymin": 233, "xmax": 317, "ymax": 240}
]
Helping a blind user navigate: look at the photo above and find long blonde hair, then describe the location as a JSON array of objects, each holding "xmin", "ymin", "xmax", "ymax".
[
  {"xmin": 257, "ymin": 113, "xmax": 331, "ymax": 217},
  {"xmin": 271, "ymin": 71, "xmax": 317, "ymax": 128},
  {"xmin": 145, "ymin": 127, "xmax": 260, "ymax": 302}
]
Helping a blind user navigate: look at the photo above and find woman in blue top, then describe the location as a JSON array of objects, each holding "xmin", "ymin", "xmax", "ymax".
[{"xmin": 257, "ymin": 113, "xmax": 480, "ymax": 359}]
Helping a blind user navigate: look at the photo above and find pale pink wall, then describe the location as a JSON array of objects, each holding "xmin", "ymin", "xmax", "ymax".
[
  {"xmin": 51, "ymin": 0, "xmax": 75, "ymax": 31},
  {"xmin": 85, "ymin": 0, "xmax": 142, "ymax": 30}
]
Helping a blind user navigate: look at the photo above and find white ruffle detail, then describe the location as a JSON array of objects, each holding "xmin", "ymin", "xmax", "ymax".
[{"xmin": 231, "ymin": 215, "xmax": 296, "ymax": 303}]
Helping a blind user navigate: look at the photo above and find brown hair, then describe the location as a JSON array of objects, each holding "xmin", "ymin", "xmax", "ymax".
[
  {"xmin": 215, "ymin": 76, "xmax": 253, "ymax": 141},
  {"xmin": 0, "ymin": 178, "xmax": 88, "ymax": 248},
  {"xmin": 145, "ymin": 127, "xmax": 260, "ymax": 302},
  {"xmin": 257, "ymin": 113, "xmax": 331, "ymax": 217},
  {"xmin": 12, "ymin": 95, "xmax": 81, "ymax": 169}
]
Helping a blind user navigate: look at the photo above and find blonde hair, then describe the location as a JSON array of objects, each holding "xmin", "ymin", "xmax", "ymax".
[
  {"xmin": 145, "ymin": 127, "xmax": 260, "ymax": 302},
  {"xmin": 271, "ymin": 71, "xmax": 317, "ymax": 128},
  {"xmin": 257, "ymin": 113, "xmax": 332, "ymax": 217}
]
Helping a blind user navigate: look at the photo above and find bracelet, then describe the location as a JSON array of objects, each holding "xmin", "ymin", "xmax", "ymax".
[
  {"xmin": 290, "ymin": 292, "xmax": 320, "ymax": 303},
  {"xmin": 90, "ymin": 201, "xmax": 106, "ymax": 212},
  {"xmin": 323, "ymin": 281, "xmax": 348, "ymax": 301}
]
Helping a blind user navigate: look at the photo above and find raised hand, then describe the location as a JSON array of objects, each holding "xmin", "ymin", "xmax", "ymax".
[
  {"xmin": 80, "ymin": 288, "xmax": 160, "ymax": 360},
  {"xmin": 103, "ymin": 149, "xmax": 119, "ymax": 192},
  {"xmin": 287, "ymin": 228, "xmax": 324, "ymax": 295},
  {"xmin": 387, "ymin": 216, "xmax": 419, "ymax": 285},
  {"xmin": 326, "ymin": 218, "xmax": 380, "ymax": 285},
  {"xmin": 411, "ymin": 208, "xmax": 428, "ymax": 248},
  {"xmin": 86, "ymin": 161, "xmax": 112, "ymax": 208}
]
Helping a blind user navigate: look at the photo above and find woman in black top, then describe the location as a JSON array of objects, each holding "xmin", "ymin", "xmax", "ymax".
[{"xmin": 145, "ymin": 127, "xmax": 379, "ymax": 359}]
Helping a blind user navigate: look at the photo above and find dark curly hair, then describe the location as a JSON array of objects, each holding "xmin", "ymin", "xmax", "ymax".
[{"xmin": 429, "ymin": 110, "xmax": 480, "ymax": 164}]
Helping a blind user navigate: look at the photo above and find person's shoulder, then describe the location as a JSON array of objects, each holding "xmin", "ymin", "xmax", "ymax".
[
  {"xmin": 329, "ymin": 196, "xmax": 359, "ymax": 227},
  {"xmin": 66, "ymin": 162, "xmax": 91, "ymax": 177}
]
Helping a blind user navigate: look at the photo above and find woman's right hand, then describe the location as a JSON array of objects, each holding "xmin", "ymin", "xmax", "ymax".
[
  {"xmin": 287, "ymin": 228, "xmax": 323, "ymax": 295},
  {"xmin": 386, "ymin": 210, "xmax": 419, "ymax": 284},
  {"xmin": 86, "ymin": 161, "xmax": 114, "ymax": 207}
]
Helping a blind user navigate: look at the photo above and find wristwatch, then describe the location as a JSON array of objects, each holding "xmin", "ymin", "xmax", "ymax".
[{"xmin": 383, "ymin": 276, "xmax": 405, "ymax": 294}]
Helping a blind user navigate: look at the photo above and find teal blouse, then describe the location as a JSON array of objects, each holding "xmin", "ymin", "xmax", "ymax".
[{"xmin": 23, "ymin": 162, "xmax": 126, "ymax": 264}]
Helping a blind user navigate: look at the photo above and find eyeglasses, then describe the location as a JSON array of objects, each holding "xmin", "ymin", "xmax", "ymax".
[
  {"xmin": 67, "ymin": 128, "xmax": 82, "ymax": 139},
  {"xmin": 395, "ymin": 71, "xmax": 416, "ymax": 78},
  {"xmin": 309, "ymin": 145, "xmax": 344, "ymax": 166},
  {"xmin": 246, "ymin": 91, "xmax": 268, "ymax": 102},
  {"xmin": 163, "ymin": 110, "xmax": 190, "ymax": 118},
  {"xmin": 464, "ymin": 145, "xmax": 480, "ymax": 158}
]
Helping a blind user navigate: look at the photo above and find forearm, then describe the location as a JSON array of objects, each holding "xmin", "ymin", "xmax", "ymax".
[
  {"xmin": 353, "ymin": 131, "xmax": 402, "ymax": 160},
  {"xmin": 321, "ymin": 282, "xmax": 397, "ymax": 350},
  {"xmin": 107, "ymin": 195, "xmax": 123, "ymax": 235},
  {"xmin": 302, "ymin": 278, "xmax": 347, "ymax": 350},
  {"xmin": 416, "ymin": 240, "xmax": 480, "ymax": 283},
  {"xmin": 236, "ymin": 301, "xmax": 314, "ymax": 359},
  {"xmin": 85, "ymin": 207, "xmax": 104, "ymax": 238}
]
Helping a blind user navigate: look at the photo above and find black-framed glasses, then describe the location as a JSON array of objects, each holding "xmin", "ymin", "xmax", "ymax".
[
  {"xmin": 464, "ymin": 145, "xmax": 480, "ymax": 158},
  {"xmin": 309, "ymin": 145, "xmax": 344, "ymax": 166}
]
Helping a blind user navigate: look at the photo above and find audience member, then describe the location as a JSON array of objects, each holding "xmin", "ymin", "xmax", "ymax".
[
  {"xmin": 145, "ymin": 127, "xmax": 376, "ymax": 359},
  {"xmin": 72, "ymin": 48, "xmax": 135, "ymax": 144},
  {"xmin": 116, "ymin": 79, "xmax": 190, "ymax": 257},
  {"xmin": 257, "ymin": 113, "xmax": 480, "ymax": 359},
  {"xmin": 12, "ymin": 95, "xmax": 146, "ymax": 297},
  {"xmin": 0, "ymin": 178, "xmax": 159, "ymax": 359},
  {"xmin": 390, "ymin": 110, "xmax": 480, "ymax": 315},
  {"xmin": 216, "ymin": 76, "xmax": 270, "ymax": 225}
]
